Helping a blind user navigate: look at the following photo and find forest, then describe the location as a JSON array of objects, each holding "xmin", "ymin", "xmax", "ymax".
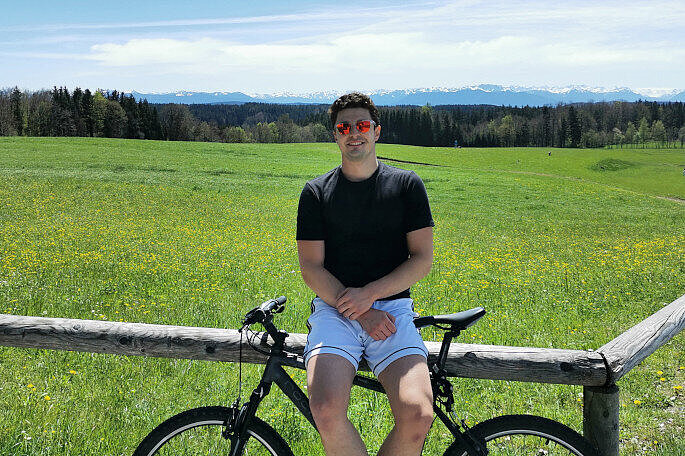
[{"xmin": 2, "ymin": 86, "xmax": 684, "ymax": 148}]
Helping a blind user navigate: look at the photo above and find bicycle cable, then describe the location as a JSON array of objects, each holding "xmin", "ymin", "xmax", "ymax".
[
  {"xmin": 245, "ymin": 326, "xmax": 273, "ymax": 356},
  {"xmin": 237, "ymin": 327, "xmax": 244, "ymax": 404}
]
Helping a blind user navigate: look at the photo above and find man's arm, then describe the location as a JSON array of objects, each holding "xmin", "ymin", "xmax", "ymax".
[
  {"xmin": 336, "ymin": 226, "xmax": 433, "ymax": 319},
  {"xmin": 297, "ymin": 240, "xmax": 346, "ymax": 306},
  {"xmin": 297, "ymin": 239, "xmax": 398, "ymax": 341}
]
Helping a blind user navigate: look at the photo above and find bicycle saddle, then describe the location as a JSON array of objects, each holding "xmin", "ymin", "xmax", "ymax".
[{"xmin": 413, "ymin": 306, "xmax": 486, "ymax": 330}]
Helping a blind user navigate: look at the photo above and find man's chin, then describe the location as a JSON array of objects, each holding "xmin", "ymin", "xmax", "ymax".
[{"xmin": 343, "ymin": 149, "xmax": 369, "ymax": 162}]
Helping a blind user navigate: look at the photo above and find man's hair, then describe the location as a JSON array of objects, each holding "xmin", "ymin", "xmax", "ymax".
[{"xmin": 328, "ymin": 92, "xmax": 380, "ymax": 127}]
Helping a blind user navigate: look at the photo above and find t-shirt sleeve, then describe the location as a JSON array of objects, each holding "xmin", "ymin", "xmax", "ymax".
[
  {"xmin": 296, "ymin": 183, "xmax": 325, "ymax": 240},
  {"xmin": 403, "ymin": 172, "xmax": 434, "ymax": 233}
]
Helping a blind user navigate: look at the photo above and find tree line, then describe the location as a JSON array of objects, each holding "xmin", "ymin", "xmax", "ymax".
[
  {"xmin": 0, "ymin": 87, "xmax": 162, "ymax": 139},
  {"xmin": 324, "ymin": 102, "xmax": 684, "ymax": 148},
  {"xmin": 172, "ymin": 99, "xmax": 685, "ymax": 148},
  {"xmin": 2, "ymin": 86, "xmax": 685, "ymax": 147},
  {"xmin": 0, "ymin": 87, "xmax": 330, "ymax": 144}
]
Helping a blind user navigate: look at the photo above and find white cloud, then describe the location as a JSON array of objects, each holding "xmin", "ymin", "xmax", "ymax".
[
  {"xmin": 87, "ymin": 30, "xmax": 684, "ymax": 77},
  {"xmin": 4, "ymin": 0, "xmax": 685, "ymax": 92},
  {"xmin": 90, "ymin": 38, "xmax": 336, "ymax": 70}
]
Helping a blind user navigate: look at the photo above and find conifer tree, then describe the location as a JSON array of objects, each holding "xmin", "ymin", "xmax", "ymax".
[
  {"xmin": 567, "ymin": 106, "xmax": 581, "ymax": 148},
  {"xmin": 10, "ymin": 87, "xmax": 24, "ymax": 135}
]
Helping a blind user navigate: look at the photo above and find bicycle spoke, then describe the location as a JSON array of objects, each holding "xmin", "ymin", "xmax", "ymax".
[
  {"xmin": 484, "ymin": 433, "xmax": 583, "ymax": 455},
  {"xmin": 150, "ymin": 424, "xmax": 278, "ymax": 455}
]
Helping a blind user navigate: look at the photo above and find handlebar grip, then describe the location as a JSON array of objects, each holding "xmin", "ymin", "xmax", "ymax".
[
  {"xmin": 259, "ymin": 296, "xmax": 287, "ymax": 313},
  {"xmin": 273, "ymin": 296, "xmax": 286, "ymax": 313},
  {"xmin": 243, "ymin": 296, "xmax": 287, "ymax": 326}
]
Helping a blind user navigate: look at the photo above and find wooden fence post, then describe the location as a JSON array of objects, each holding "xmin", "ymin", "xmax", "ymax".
[{"xmin": 583, "ymin": 384, "xmax": 619, "ymax": 456}]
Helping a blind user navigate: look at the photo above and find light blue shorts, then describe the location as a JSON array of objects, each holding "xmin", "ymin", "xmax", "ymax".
[{"xmin": 303, "ymin": 297, "xmax": 428, "ymax": 376}]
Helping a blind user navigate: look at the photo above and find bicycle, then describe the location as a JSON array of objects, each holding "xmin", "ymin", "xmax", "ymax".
[{"xmin": 134, "ymin": 296, "xmax": 600, "ymax": 455}]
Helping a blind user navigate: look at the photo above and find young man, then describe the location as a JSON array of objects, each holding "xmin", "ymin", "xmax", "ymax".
[{"xmin": 296, "ymin": 92, "xmax": 434, "ymax": 456}]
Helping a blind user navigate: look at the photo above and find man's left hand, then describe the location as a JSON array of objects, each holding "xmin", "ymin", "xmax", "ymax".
[{"xmin": 335, "ymin": 287, "xmax": 375, "ymax": 320}]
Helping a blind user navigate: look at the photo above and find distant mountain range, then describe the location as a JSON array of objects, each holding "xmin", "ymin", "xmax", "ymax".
[{"xmin": 131, "ymin": 85, "xmax": 685, "ymax": 107}]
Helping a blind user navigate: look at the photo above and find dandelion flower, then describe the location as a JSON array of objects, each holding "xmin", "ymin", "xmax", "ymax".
[
  {"xmin": 44, "ymin": 395, "xmax": 51, "ymax": 401},
  {"xmin": 657, "ymin": 370, "xmax": 664, "ymax": 376},
  {"xmin": 633, "ymin": 400, "xmax": 641, "ymax": 405},
  {"xmin": 69, "ymin": 370, "xmax": 77, "ymax": 375},
  {"xmin": 27, "ymin": 384, "xmax": 35, "ymax": 389}
]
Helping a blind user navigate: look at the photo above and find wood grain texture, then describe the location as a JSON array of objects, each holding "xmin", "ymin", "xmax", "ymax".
[
  {"xmin": 583, "ymin": 385, "xmax": 620, "ymax": 456},
  {"xmin": 597, "ymin": 294, "xmax": 685, "ymax": 383},
  {"xmin": 0, "ymin": 313, "xmax": 607, "ymax": 385}
]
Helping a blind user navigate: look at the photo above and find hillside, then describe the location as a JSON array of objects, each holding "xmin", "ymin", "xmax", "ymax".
[{"xmin": 0, "ymin": 137, "xmax": 683, "ymax": 455}]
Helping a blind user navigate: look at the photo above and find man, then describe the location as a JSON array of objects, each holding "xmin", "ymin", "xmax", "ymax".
[{"xmin": 296, "ymin": 92, "xmax": 434, "ymax": 456}]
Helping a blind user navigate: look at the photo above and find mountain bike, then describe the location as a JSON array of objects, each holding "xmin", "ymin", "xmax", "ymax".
[{"xmin": 134, "ymin": 296, "xmax": 599, "ymax": 455}]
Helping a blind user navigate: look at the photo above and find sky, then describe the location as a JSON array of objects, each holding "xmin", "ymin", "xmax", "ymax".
[{"xmin": 2, "ymin": 0, "xmax": 684, "ymax": 95}]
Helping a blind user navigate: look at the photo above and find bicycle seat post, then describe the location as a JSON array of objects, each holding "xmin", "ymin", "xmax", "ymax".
[{"xmin": 437, "ymin": 328, "xmax": 459, "ymax": 370}]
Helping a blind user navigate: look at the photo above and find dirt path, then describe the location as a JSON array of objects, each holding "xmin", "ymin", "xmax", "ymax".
[
  {"xmin": 481, "ymin": 168, "xmax": 685, "ymax": 205},
  {"xmin": 379, "ymin": 158, "xmax": 685, "ymax": 205}
]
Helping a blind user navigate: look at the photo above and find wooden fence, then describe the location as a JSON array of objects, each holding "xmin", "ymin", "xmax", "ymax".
[{"xmin": 1, "ymin": 293, "xmax": 684, "ymax": 455}]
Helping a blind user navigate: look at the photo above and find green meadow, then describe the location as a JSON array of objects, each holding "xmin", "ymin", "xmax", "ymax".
[{"xmin": 0, "ymin": 137, "xmax": 683, "ymax": 455}]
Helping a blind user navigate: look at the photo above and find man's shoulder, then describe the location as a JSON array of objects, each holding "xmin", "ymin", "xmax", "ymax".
[
  {"xmin": 380, "ymin": 161, "xmax": 416, "ymax": 177},
  {"xmin": 305, "ymin": 166, "xmax": 340, "ymax": 191},
  {"xmin": 379, "ymin": 162, "xmax": 421, "ymax": 185}
]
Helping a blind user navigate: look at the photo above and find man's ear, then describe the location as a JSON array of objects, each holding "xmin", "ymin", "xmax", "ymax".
[{"xmin": 374, "ymin": 124, "xmax": 381, "ymax": 142}]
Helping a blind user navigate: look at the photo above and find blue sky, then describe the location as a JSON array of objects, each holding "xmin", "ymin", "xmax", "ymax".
[{"xmin": 2, "ymin": 0, "xmax": 684, "ymax": 95}]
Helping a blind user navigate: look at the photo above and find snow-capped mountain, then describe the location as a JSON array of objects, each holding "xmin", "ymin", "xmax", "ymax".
[{"xmin": 131, "ymin": 85, "xmax": 685, "ymax": 106}]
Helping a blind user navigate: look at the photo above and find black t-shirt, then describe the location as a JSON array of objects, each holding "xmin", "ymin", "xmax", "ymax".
[{"xmin": 296, "ymin": 162, "xmax": 434, "ymax": 300}]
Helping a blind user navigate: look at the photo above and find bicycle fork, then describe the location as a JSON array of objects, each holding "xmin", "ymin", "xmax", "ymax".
[{"xmin": 223, "ymin": 380, "xmax": 272, "ymax": 456}]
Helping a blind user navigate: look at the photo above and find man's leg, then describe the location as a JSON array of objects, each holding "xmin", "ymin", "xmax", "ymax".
[
  {"xmin": 307, "ymin": 353, "xmax": 368, "ymax": 456},
  {"xmin": 376, "ymin": 354, "xmax": 434, "ymax": 456}
]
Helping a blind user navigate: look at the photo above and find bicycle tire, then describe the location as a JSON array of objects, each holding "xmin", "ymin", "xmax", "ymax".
[
  {"xmin": 133, "ymin": 406, "xmax": 294, "ymax": 456},
  {"xmin": 443, "ymin": 414, "xmax": 599, "ymax": 456}
]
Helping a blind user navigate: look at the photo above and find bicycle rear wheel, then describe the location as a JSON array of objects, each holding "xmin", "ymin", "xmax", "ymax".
[
  {"xmin": 134, "ymin": 406, "xmax": 294, "ymax": 456},
  {"xmin": 444, "ymin": 414, "xmax": 599, "ymax": 456}
]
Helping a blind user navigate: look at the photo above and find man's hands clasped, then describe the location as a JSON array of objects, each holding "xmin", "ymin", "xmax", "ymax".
[
  {"xmin": 335, "ymin": 287, "xmax": 397, "ymax": 341},
  {"xmin": 336, "ymin": 287, "xmax": 374, "ymax": 320},
  {"xmin": 357, "ymin": 309, "xmax": 396, "ymax": 341}
]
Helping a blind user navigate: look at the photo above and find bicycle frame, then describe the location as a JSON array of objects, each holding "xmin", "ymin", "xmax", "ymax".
[{"xmin": 227, "ymin": 338, "xmax": 486, "ymax": 456}]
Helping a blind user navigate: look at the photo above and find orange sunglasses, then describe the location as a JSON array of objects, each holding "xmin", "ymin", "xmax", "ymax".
[{"xmin": 335, "ymin": 120, "xmax": 377, "ymax": 135}]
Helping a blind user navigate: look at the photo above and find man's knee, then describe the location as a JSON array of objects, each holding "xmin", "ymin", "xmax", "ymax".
[
  {"xmin": 308, "ymin": 391, "xmax": 349, "ymax": 432},
  {"xmin": 306, "ymin": 354, "xmax": 356, "ymax": 433},
  {"xmin": 394, "ymin": 401, "xmax": 434, "ymax": 442}
]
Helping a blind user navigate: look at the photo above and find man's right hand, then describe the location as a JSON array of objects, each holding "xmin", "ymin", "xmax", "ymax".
[{"xmin": 357, "ymin": 309, "xmax": 396, "ymax": 341}]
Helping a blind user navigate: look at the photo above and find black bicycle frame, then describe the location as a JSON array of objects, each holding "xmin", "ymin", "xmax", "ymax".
[{"xmin": 229, "ymin": 343, "xmax": 485, "ymax": 456}]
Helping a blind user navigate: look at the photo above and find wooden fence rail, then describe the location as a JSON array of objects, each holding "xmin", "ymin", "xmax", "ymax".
[
  {"xmin": 1, "ymin": 292, "xmax": 684, "ymax": 456},
  {"xmin": 597, "ymin": 294, "xmax": 685, "ymax": 383},
  {"xmin": 0, "ymin": 314, "xmax": 607, "ymax": 386}
]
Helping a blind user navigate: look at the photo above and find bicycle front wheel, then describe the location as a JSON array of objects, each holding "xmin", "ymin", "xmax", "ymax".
[
  {"xmin": 134, "ymin": 406, "xmax": 294, "ymax": 456},
  {"xmin": 444, "ymin": 414, "xmax": 599, "ymax": 456}
]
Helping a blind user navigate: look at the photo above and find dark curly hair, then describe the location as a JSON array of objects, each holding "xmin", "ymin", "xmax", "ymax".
[{"xmin": 328, "ymin": 92, "xmax": 380, "ymax": 127}]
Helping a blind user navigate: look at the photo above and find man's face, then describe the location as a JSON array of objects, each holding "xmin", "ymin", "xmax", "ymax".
[{"xmin": 334, "ymin": 107, "xmax": 381, "ymax": 162}]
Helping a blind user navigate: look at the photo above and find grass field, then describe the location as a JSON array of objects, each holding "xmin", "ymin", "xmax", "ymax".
[{"xmin": 0, "ymin": 137, "xmax": 683, "ymax": 455}]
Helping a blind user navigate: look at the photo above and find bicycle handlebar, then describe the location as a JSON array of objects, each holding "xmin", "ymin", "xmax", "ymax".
[
  {"xmin": 242, "ymin": 296, "xmax": 287, "ymax": 327},
  {"xmin": 260, "ymin": 296, "xmax": 286, "ymax": 314}
]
